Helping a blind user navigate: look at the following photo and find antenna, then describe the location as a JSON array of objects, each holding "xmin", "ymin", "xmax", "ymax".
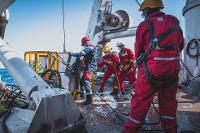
[{"xmin": 62, "ymin": 0, "xmax": 66, "ymax": 53}]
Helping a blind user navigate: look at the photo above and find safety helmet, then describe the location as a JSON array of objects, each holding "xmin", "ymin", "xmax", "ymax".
[
  {"xmin": 139, "ymin": 0, "xmax": 164, "ymax": 11},
  {"xmin": 102, "ymin": 46, "xmax": 111, "ymax": 53},
  {"xmin": 81, "ymin": 36, "xmax": 90, "ymax": 46},
  {"xmin": 116, "ymin": 42, "xmax": 125, "ymax": 47}
]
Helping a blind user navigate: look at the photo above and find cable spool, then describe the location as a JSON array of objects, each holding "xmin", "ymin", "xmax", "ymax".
[{"xmin": 186, "ymin": 39, "xmax": 200, "ymax": 58}]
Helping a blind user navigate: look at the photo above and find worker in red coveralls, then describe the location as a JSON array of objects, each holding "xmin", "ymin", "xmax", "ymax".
[
  {"xmin": 116, "ymin": 42, "xmax": 136, "ymax": 92},
  {"xmin": 98, "ymin": 45, "xmax": 123, "ymax": 95},
  {"xmin": 123, "ymin": 0, "xmax": 184, "ymax": 132}
]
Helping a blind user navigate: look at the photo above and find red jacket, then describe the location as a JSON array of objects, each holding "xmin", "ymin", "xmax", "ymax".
[
  {"xmin": 98, "ymin": 52, "xmax": 120, "ymax": 70},
  {"xmin": 119, "ymin": 47, "xmax": 135, "ymax": 67},
  {"xmin": 135, "ymin": 12, "xmax": 184, "ymax": 77},
  {"xmin": 135, "ymin": 12, "xmax": 184, "ymax": 59}
]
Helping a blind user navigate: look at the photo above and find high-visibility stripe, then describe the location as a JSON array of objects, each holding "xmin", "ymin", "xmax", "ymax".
[
  {"xmin": 153, "ymin": 57, "xmax": 179, "ymax": 61},
  {"xmin": 128, "ymin": 116, "xmax": 140, "ymax": 125},
  {"xmin": 161, "ymin": 115, "xmax": 176, "ymax": 120}
]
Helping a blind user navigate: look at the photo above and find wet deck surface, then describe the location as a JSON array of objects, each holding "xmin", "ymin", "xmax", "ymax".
[{"xmin": 76, "ymin": 86, "xmax": 200, "ymax": 133}]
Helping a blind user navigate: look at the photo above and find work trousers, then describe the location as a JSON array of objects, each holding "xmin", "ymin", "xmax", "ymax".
[{"xmin": 124, "ymin": 71, "xmax": 178, "ymax": 133}]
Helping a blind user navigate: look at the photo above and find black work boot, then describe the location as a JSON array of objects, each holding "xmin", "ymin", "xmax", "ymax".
[
  {"xmin": 120, "ymin": 90, "xmax": 126, "ymax": 95},
  {"xmin": 110, "ymin": 90, "xmax": 119, "ymax": 96},
  {"xmin": 82, "ymin": 95, "xmax": 93, "ymax": 105},
  {"xmin": 80, "ymin": 92, "xmax": 86, "ymax": 99}
]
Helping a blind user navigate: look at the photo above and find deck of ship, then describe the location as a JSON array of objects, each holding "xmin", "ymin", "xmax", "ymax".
[{"xmin": 77, "ymin": 85, "xmax": 200, "ymax": 133}]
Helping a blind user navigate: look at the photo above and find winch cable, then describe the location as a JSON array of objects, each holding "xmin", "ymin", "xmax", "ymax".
[
  {"xmin": 186, "ymin": 39, "xmax": 200, "ymax": 67},
  {"xmin": 93, "ymin": 91, "xmax": 127, "ymax": 123},
  {"xmin": 51, "ymin": 51, "xmax": 74, "ymax": 73},
  {"xmin": 93, "ymin": 90, "xmax": 161, "ymax": 127},
  {"xmin": 53, "ymin": 51, "xmax": 69, "ymax": 66}
]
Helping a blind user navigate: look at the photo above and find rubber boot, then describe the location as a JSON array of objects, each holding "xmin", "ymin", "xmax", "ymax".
[
  {"xmin": 82, "ymin": 95, "xmax": 93, "ymax": 105},
  {"xmin": 110, "ymin": 85, "xmax": 119, "ymax": 96},
  {"xmin": 110, "ymin": 90, "xmax": 119, "ymax": 96}
]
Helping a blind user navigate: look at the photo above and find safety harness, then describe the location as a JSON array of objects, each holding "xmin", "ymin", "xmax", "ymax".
[{"xmin": 136, "ymin": 18, "xmax": 181, "ymax": 89}]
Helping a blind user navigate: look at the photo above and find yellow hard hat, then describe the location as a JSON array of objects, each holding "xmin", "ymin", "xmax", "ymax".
[
  {"xmin": 139, "ymin": 0, "xmax": 164, "ymax": 11},
  {"xmin": 102, "ymin": 46, "xmax": 111, "ymax": 53}
]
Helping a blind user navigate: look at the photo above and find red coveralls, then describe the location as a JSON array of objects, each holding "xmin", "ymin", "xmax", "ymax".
[
  {"xmin": 119, "ymin": 47, "xmax": 136, "ymax": 90},
  {"xmin": 98, "ymin": 52, "xmax": 122, "ymax": 93},
  {"xmin": 124, "ymin": 12, "xmax": 184, "ymax": 133}
]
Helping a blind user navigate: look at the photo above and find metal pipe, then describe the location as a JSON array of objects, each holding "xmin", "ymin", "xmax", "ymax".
[
  {"xmin": 104, "ymin": 27, "xmax": 137, "ymax": 41},
  {"xmin": 0, "ymin": 38, "xmax": 54, "ymax": 99},
  {"xmin": 0, "ymin": 0, "xmax": 15, "ymax": 15}
]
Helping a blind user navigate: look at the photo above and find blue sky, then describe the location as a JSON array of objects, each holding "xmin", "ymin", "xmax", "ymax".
[{"xmin": 4, "ymin": 0, "xmax": 186, "ymax": 57}]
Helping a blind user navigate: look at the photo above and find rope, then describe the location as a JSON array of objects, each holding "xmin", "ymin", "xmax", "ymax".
[{"xmin": 93, "ymin": 91, "xmax": 126, "ymax": 123}]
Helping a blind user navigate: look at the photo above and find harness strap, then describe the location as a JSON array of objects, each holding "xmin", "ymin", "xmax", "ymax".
[
  {"xmin": 143, "ymin": 19, "xmax": 181, "ymax": 89},
  {"xmin": 156, "ymin": 25, "xmax": 181, "ymax": 43},
  {"xmin": 155, "ymin": 45, "xmax": 179, "ymax": 51}
]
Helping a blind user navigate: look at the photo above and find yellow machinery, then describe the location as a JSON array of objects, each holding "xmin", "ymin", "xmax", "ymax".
[
  {"xmin": 24, "ymin": 51, "xmax": 59, "ymax": 74},
  {"xmin": 24, "ymin": 51, "xmax": 95, "ymax": 98},
  {"xmin": 24, "ymin": 51, "xmax": 62, "ymax": 88}
]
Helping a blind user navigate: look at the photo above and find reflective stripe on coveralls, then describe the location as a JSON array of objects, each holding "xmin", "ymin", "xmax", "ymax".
[
  {"xmin": 128, "ymin": 116, "xmax": 141, "ymax": 125},
  {"xmin": 153, "ymin": 57, "xmax": 179, "ymax": 61},
  {"xmin": 161, "ymin": 115, "xmax": 176, "ymax": 120}
]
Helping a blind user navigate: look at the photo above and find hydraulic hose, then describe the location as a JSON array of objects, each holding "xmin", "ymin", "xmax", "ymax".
[{"xmin": 186, "ymin": 39, "xmax": 200, "ymax": 58}]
